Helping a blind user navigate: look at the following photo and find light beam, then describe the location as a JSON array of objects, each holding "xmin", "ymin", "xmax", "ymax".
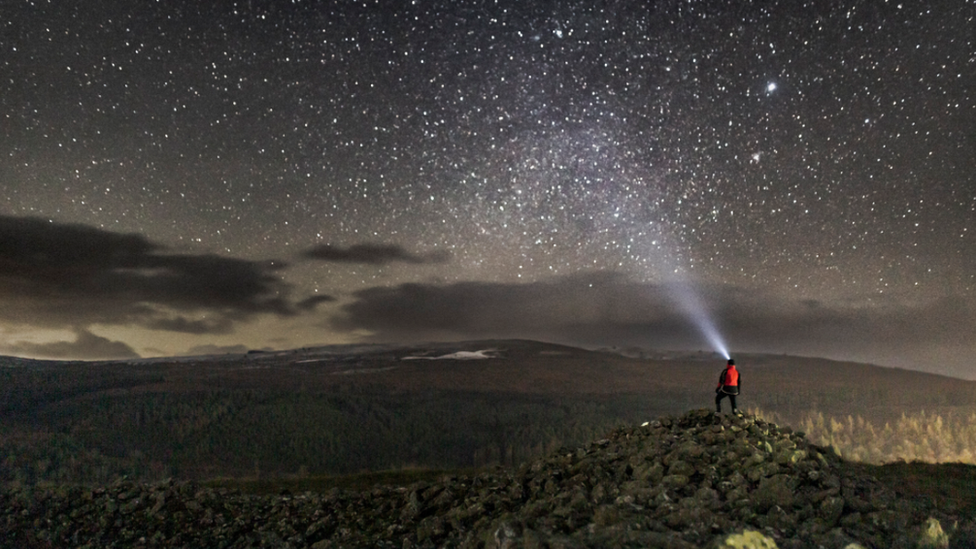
[{"xmin": 666, "ymin": 279, "xmax": 730, "ymax": 360}]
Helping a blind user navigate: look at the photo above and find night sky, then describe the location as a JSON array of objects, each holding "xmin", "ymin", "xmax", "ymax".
[{"xmin": 1, "ymin": 1, "xmax": 974, "ymax": 378}]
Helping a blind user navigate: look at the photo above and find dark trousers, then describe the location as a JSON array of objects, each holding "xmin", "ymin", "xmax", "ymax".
[{"xmin": 715, "ymin": 390, "xmax": 737, "ymax": 412}]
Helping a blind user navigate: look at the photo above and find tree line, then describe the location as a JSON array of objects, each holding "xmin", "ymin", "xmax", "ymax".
[{"xmin": 754, "ymin": 407, "xmax": 976, "ymax": 465}]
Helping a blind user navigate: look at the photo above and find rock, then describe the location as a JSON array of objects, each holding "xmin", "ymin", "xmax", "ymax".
[
  {"xmin": 914, "ymin": 517, "xmax": 949, "ymax": 549},
  {"xmin": 1, "ymin": 409, "xmax": 971, "ymax": 548},
  {"xmin": 819, "ymin": 496, "xmax": 845, "ymax": 527},
  {"xmin": 708, "ymin": 529, "xmax": 779, "ymax": 548},
  {"xmin": 753, "ymin": 474, "xmax": 794, "ymax": 512}
]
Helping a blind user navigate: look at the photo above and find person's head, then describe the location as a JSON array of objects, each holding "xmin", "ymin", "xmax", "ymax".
[{"xmin": 727, "ymin": 358, "xmax": 735, "ymax": 366}]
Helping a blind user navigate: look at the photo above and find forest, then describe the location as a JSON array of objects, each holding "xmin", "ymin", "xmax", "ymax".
[
  {"xmin": 1, "ymin": 388, "xmax": 656, "ymax": 486},
  {"xmin": 794, "ymin": 409, "xmax": 976, "ymax": 464},
  {"xmin": 3, "ymin": 345, "xmax": 976, "ymax": 488}
]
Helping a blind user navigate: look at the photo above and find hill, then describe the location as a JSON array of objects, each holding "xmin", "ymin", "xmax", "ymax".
[
  {"xmin": 3, "ymin": 340, "xmax": 976, "ymax": 485},
  {"xmin": 2, "ymin": 410, "xmax": 971, "ymax": 548}
]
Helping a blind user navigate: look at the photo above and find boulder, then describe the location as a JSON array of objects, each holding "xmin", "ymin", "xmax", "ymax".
[{"xmin": 708, "ymin": 529, "xmax": 779, "ymax": 548}]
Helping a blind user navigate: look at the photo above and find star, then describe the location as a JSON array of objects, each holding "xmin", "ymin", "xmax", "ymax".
[{"xmin": 0, "ymin": 0, "xmax": 972, "ymax": 377}]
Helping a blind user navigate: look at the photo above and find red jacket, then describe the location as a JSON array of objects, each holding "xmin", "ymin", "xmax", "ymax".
[{"xmin": 717, "ymin": 365, "xmax": 740, "ymax": 394}]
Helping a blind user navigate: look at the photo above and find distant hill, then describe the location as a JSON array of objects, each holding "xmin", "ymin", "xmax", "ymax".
[
  {"xmin": 2, "ymin": 340, "xmax": 976, "ymax": 486},
  {"xmin": 7, "ymin": 338, "xmax": 968, "ymax": 405}
]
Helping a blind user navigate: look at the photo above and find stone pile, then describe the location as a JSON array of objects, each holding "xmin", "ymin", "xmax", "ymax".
[{"xmin": 1, "ymin": 410, "xmax": 967, "ymax": 548}]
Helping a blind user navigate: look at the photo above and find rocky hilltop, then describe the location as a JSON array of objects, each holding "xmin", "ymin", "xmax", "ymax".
[{"xmin": 1, "ymin": 410, "xmax": 967, "ymax": 548}]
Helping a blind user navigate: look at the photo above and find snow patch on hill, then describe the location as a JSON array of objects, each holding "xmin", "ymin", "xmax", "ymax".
[{"xmin": 402, "ymin": 349, "xmax": 497, "ymax": 361}]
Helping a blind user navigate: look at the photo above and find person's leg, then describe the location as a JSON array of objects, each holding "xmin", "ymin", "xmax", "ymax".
[
  {"xmin": 729, "ymin": 394, "xmax": 738, "ymax": 413},
  {"xmin": 715, "ymin": 392, "xmax": 725, "ymax": 413}
]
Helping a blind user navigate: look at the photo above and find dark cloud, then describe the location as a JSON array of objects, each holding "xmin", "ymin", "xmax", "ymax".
[
  {"xmin": 4, "ymin": 329, "xmax": 140, "ymax": 360},
  {"xmin": 144, "ymin": 315, "xmax": 236, "ymax": 335},
  {"xmin": 331, "ymin": 273, "xmax": 976, "ymax": 374},
  {"xmin": 302, "ymin": 243, "xmax": 451, "ymax": 265},
  {"xmin": 297, "ymin": 294, "xmax": 338, "ymax": 311},
  {"xmin": 0, "ymin": 215, "xmax": 293, "ymax": 333},
  {"xmin": 331, "ymin": 272, "xmax": 689, "ymax": 344}
]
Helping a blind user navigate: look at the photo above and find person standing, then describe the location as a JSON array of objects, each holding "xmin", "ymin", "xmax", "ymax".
[{"xmin": 715, "ymin": 358, "xmax": 740, "ymax": 414}]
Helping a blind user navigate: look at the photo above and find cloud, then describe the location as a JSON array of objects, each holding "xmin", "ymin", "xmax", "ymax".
[
  {"xmin": 330, "ymin": 273, "xmax": 976, "ymax": 373},
  {"xmin": 302, "ymin": 243, "xmax": 451, "ymax": 265},
  {"xmin": 143, "ymin": 315, "xmax": 236, "ymax": 335},
  {"xmin": 297, "ymin": 294, "xmax": 337, "ymax": 311},
  {"xmin": 4, "ymin": 329, "xmax": 140, "ymax": 360},
  {"xmin": 331, "ymin": 272, "xmax": 692, "ymax": 344},
  {"xmin": 0, "ymin": 215, "xmax": 293, "ymax": 334}
]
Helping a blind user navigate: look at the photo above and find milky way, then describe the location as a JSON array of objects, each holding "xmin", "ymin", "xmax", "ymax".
[{"xmin": 1, "ymin": 1, "xmax": 974, "ymax": 376}]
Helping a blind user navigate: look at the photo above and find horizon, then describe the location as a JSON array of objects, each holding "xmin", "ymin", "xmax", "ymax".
[{"xmin": 5, "ymin": 338, "xmax": 975, "ymax": 383}]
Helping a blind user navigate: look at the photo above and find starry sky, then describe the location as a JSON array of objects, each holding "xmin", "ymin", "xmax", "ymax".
[{"xmin": 1, "ymin": 1, "xmax": 974, "ymax": 377}]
